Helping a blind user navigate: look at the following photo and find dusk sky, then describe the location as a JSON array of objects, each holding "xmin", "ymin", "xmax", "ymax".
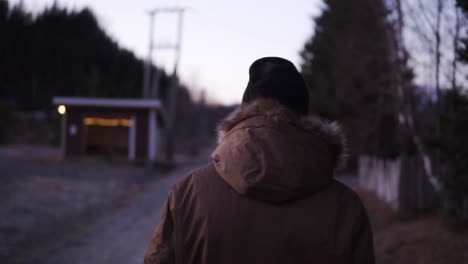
[{"xmin": 11, "ymin": 0, "xmax": 323, "ymax": 104}]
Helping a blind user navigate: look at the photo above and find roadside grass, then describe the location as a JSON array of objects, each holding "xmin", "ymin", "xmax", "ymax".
[{"xmin": 358, "ymin": 191, "xmax": 468, "ymax": 264}]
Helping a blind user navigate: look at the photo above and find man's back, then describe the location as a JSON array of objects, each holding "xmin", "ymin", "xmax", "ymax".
[{"xmin": 145, "ymin": 99, "xmax": 374, "ymax": 264}]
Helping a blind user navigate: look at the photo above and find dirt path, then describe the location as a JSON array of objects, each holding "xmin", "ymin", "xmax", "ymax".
[
  {"xmin": 10, "ymin": 160, "xmax": 208, "ymax": 264},
  {"xmin": 336, "ymin": 173, "xmax": 358, "ymax": 189}
]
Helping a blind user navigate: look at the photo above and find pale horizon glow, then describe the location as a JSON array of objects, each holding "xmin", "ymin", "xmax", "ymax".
[{"xmin": 9, "ymin": 0, "xmax": 322, "ymax": 105}]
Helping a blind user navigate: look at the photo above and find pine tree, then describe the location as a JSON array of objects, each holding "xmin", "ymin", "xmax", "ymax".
[{"xmin": 301, "ymin": 0, "xmax": 400, "ymax": 160}]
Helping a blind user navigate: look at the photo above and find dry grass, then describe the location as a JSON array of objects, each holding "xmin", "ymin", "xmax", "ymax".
[{"xmin": 358, "ymin": 191, "xmax": 468, "ymax": 264}]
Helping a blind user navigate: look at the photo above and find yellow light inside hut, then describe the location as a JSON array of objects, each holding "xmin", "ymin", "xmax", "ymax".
[
  {"xmin": 58, "ymin": 105, "xmax": 66, "ymax": 115},
  {"xmin": 120, "ymin": 119, "xmax": 132, "ymax": 127},
  {"xmin": 84, "ymin": 117, "xmax": 132, "ymax": 127}
]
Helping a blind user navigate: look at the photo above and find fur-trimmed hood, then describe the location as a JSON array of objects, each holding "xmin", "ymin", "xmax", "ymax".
[{"xmin": 211, "ymin": 99, "xmax": 346, "ymax": 203}]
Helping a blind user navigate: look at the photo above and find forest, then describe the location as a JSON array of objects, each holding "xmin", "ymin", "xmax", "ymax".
[{"xmin": 0, "ymin": 1, "xmax": 171, "ymax": 111}]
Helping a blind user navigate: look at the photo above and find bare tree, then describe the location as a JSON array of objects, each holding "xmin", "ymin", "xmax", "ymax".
[
  {"xmin": 385, "ymin": 0, "xmax": 443, "ymax": 194},
  {"xmin": 451, "ymin": 5, "xmax": 462, "ymax": 91},
  {"xmin": 402, "ymin": 0, "xmax": 464, "ymax": 93},
  {"xmin": 435, "ymin": 0, "xmax": 444, "ymax": 99}
]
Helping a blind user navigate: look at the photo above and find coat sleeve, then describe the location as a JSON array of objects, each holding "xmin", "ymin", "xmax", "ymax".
[
  {"xmin": 350, "ymin": 202, "xmax": 375, "ymax": 264},
  {"xmin": 144, "ymin": 192, "xmax": 176, "ymax": 264}
]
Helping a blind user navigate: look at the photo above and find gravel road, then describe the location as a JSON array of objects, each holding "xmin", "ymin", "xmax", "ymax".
[{"xmin": 10, "ymin": 160, "xmax": 208, "ymax": 264}]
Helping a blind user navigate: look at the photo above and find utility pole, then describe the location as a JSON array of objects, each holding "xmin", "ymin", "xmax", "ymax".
[
  {"xmin": 142, "ymin": 11, "xmax": 155, "ymax": 98},
  {"xmin": 142, "ymin": 7, "xmax": 187, "ymax": 99},
  {"xmin": 164, "ymin": 9, "xmax": 186, "ymax": 162},
  {"xmin": 142, "ymin": 7, "xmax": 187, "ymax": 165},
  {"xmin": 174, "ymin": 9, "xmax": 185, "ymax": 76}
]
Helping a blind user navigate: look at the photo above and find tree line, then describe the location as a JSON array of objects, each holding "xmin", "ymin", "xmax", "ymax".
[{"xmin": 0, "ymin": 1, "xmax": 173, "ymax": 110}]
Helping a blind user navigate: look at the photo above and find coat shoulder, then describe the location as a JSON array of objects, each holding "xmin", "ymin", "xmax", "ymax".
[
  {"xmin": 171, "ymin": 163, "xmax": 220, "ymax": 193},
  {"xmin": 329, "ymin": 180, "xmax": 368, "ymax": 214}
]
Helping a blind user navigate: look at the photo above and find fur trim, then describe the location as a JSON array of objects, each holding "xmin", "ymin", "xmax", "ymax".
[{"xmin": 216, "ymin": 99, "xmax": 347, "ymax": 169}]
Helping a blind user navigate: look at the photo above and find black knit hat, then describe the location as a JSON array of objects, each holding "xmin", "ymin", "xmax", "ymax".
[{"xmin": 242, "ymin": 57, "xmax": 309, "ymax": 115}]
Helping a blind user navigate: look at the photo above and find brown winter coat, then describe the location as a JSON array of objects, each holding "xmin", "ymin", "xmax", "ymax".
[{"xmin": 144, "ymin": 99, "xmax": 375, "ymax": 264}]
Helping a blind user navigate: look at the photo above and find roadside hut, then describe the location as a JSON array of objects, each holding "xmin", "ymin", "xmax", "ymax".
[{"xmin": 52, "ymin": 97, "xmax": 164, "ymax": 162}]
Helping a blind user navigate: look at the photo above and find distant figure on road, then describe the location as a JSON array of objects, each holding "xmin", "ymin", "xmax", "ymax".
[{"xmin": 145, "ymin": 57, "xmax": 375, "ymax": 264}]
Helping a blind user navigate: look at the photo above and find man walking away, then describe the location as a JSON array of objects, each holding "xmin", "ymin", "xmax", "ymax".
[{"xmin": 145, "ymin": 57, "xmax": 375, "ymax": 264}]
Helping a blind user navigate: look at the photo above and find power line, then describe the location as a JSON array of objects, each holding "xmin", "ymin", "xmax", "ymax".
[{"xmin": 142, "ymin": 7, "xmax": 187, "ymax": 98}]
